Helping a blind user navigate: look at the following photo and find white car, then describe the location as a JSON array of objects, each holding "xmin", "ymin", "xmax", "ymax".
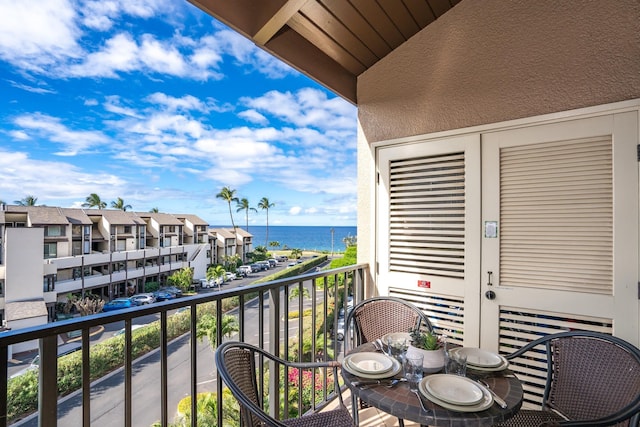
[{"xmin": 224, "ymin": 272, "xmax": 237, "ymax": 281}]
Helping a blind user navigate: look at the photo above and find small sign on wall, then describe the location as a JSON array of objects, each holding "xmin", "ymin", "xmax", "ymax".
[
  {"xmin": 418, "ymin": 280, "xmax": 431, "ymax": 289},
  {"xmin": 484, "ymin": 221, "xmax": 498, "ymax": 238}
]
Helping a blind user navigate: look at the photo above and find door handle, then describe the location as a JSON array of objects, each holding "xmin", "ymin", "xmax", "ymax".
[{"xmin": 485, "ymin": 271, "xmax": 496, "ymax": 300}]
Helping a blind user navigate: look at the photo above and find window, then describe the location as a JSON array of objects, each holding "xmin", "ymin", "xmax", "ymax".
[
  {"xmin": 124, "ymin": 226, "xmax": 131, "ymax": 233},
  {"xmin": 43, "ymin": 274, "xmax": 55, "ymax": 292},
  {"xmin": 84, "ymin": 225, "xmax": 91, "ymax": 236},
  {"xmin": 45, "ymin": 225, "xmax": 63, "ymax": 237},
  {"xmin": 44, "ymin": 243, "xmax": 57, "ymax": 259},
  {"xmin": 83, "ymin": 240, "xmax": 90, "ymax": 254},
  {"xmin": 72, "ymin": 241, "xmax": 82, "ymax": 256}
]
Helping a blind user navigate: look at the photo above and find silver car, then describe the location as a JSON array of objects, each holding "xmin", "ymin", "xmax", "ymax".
[{"xmin": 130, "ymin": 293, "xmax": 156, "ymax": 305}]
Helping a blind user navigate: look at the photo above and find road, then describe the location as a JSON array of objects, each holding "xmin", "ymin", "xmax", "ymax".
[{"xmin": 12, "ymin": 258, "xmax": 327, "ymax": 427}]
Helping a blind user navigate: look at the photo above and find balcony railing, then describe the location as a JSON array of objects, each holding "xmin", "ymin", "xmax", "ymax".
[{"xmin": 0, "ymin": 263, "xmax": 368, "ymax": 427}]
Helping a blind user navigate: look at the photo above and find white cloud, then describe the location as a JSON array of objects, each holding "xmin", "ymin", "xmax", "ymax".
[
  {"xmin": 242, "ymin": 88, "xmax": 357, "ymax": 131},
  {"xmin": 104, "ymin": 95, "xmax": 140, "ymax": 117},
  {"xmin": 12, "ymin": 113, "xmax": 110, "ymax": 155},
  {"xmin": 145, "ymin": 92, "xmax": 209, "ymax": 113},
  {"xmin": 289, "ymin": 206, "xmax": 302, "ymax": 215},
  {"xmin": 0, "ymin": 149, "xmax": 126, "ymax": 201},
  {"xmin": 81, "ymin": 0, "xmax": 175, "ymax": 31},
  {"xmin": 0, "ymin": 0, "xmax": 81, "ymax": 71},
  {"xmin": 238, "ymin": 109, "xmax": 268, "ymax": 125}
]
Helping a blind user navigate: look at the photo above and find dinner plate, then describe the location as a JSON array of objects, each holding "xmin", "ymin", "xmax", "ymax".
[
  {"xmin": 419, "ymin": 377, "xmax": 493, "ymax": 412},
  {"xmin": 464, "ymin": 356, "xmax": 509, "ymax": 372},
  {"xmin": 424, "ymin": 374, "xmax": 484, "ymax": 406},
  {"xmin": 449, "ymin": 347, "xmax": 505, "ymax": 368},
  {"xmin": 346, "ymin": 352, "xmax": 394, "ymax": 374},
  {"xmin": 343, "ymin": 355, "xmax": 402, "ymax": 379}
]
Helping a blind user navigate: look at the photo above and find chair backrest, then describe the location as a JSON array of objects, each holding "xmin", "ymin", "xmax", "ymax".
[
  {"xmin": 506, "ymin": 331, "xmax": 640, "ymax": 426},
  {"xmin": 344, "ymin": 296, "xmax": 433, "ymax": 353},
  {"xmin": 216, "ymin": 342, "xmax": 271, "ymax": 426}
]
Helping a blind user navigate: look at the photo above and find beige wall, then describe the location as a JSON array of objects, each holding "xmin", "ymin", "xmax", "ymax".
[
  {"xmin": 357, "ymin": 0, "xmax": 640, "ymax": 142},
  {"xmin": 5, "ymin": 228, "xmax": 43, "ymax": 302}
]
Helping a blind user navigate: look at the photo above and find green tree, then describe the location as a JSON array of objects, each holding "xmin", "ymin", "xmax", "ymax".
[
  {"xmin": 111, "ymin": 197, "xmax": 132, "ymax": 211},
  {"xmin": 206, "ymin": 265, "xmax": 226, "ymax": 290},
  {"xmin": 149, "ymin": 207, "xmax": 159, "ymax": 213},
  {"xmin": 269, "ymin": 241, "xmax": 281, "ymax": 250},
  {"xmin": 291, "ymin": 248, "xmax": 303, "ymax": 260},
  {"xmin": 257, "ymin": 197, "xmax": 275, "ymax": 247},
  {"xmin": 82, "ymin": 193, "xmax": 106, "ymax": 209},
  {"xmin": 167, "ymin": 267, "xmax": 193, "ymax": 292},
  {"xmin": 14, "ymin": 195, "xmax": 38, "ymax": 206},
  {"xmin": 236, "ymin": 197, "xmax": 257, "ymax": 232},
  {"xmin": 343, "ymin": 234, "xmax": 357, "ymax": 247},
  {"xmin": 196, "ymin": 313, "xmax": 239, "ymax": 349},
  {"xmin": 216, "ymin": 187, "xmax": 239, "ymax": 232},
  {"xmin": 289, "ymin": 285, "xmax": 310, "ymax": 301}
]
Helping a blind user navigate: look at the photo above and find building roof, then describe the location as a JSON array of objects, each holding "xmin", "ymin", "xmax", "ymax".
[
  {"xmin": 210, "ymin": 228, "xmax": 236, "ymax": 240},
  {"xmin": 86, "ymin": 209, "xmax": 143, "ymax": 225},
  {"xmin": 188, "ymin": 0, "xmax": 460, "ymax": 104},
  {"xmin": 61, "ymin": 208, "xmax": 93, "ymax": 225},
  {"xmin": 175, "ymin": 214, "xmax": 209, "ymax": 226},
  {"xmin": 234, "ymin": 228, "xmax": 253, "ymax": 238},
  {"xmin": 7, "ymin": 206, "xmax": 69, "ymax": 225},
  {"xmin": 138, "ymin": 212, "xmax": 184, "ymax": 226},
  {"xmin": 5, "ymin": 300, "xmax": 48, "ymax": 321}
]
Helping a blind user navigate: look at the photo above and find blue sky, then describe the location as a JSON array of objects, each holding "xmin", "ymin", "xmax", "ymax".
[{"xmin": 0, "ymin": 0, "xmax": 357, "ymax": 227}]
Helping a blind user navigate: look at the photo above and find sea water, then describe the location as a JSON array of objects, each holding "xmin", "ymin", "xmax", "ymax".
[{"xmin": 214, "ymin": 225, "xmax": 357, "ymax": 253}]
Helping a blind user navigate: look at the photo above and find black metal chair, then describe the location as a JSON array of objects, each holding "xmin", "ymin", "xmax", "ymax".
[
  {"xmin": 343, "ymin": 296, "xmax": 433, "ymax": 354},
  {"xmin": 497, "ymin": 330, "xmax": 640, "ymax": 427},
  {"xmin": 215, "ymin": 341, "xmax": 353, "ymax": 427},
  {"xmin": 343, "ymin": 296, "xmax": 434, "ymax": 426}
]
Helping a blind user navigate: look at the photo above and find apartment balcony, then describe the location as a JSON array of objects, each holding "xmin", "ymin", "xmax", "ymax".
[{"xmin": 0, "ymin": 264, "xmax": 367, "ymax": 427}]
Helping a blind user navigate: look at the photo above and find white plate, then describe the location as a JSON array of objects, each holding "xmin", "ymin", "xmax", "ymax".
[
  {"xmin": 419, "ymin": 377, "xmax": 493, "ymax": 412},
  {"xmin": 465, "ymin": 356, "xmax": 509, "ymax": 372},
  {"xmin": 424, "ymin": 374, "xmax": 484, "ymax": 406},
  {"xmin": 343, "ymin": 355, "xmax": 402, "ymax": 379},
  {"xmin": 346, "ymin": 352, "xmax": 394, "ymax": 374},
  {"xmin": 450, "ymin": 347, "xmax": 504, "ymax": 368}
]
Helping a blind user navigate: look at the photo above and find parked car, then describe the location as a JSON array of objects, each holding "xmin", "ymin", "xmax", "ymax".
[
  {"xmin": 276, "ymin": 255, "xmax": 288, "ymax": 262},
  {"xmin": 130, "ymin": 293, "xmax": 156, "ymax": 306},
  {"xmin": 103, "ymin": 298, "xmax": 134, "ymax": 312},
  {"xmin": 250, "ymin": 263, "xmax": 264, "ymax": 272},
  {"xmin": 335, "ymin": 316, "xmax": 345, "ymax": 341},
  {"xmin": 160, "ymin": 286, "xmax": 183, "ymax": 297},
  {"xmin": 287, "ymin": 262, "xmax": 296, "ymax": 267},
  {"xmin": 153, "ymin": 290, "xmax": 176, "ymax": 301},
  {"xmin": 224, "ymin": 272, "xmax": 237, "ymax": 281},
  {"xmin": 267, "ymin": 259, "xmax": 277, "ymax": 268},
  {"xmin": 257, "ymin": 261, "xmax": 271, "ymax": 270},
  {"xmin": 238, "ymin": 265, "xmax": 252, "ymax": 276},
  {"xmin": 10, "ymin": 342, "xmax": 82, "ymax": 378}
]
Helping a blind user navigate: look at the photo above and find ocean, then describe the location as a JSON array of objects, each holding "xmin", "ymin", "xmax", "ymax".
[{"xmin": 226, "ymin": 225, "xmax": 357, "ymax": 253}]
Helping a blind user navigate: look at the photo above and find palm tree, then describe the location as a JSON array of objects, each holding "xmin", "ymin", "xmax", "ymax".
[
  {"xmin": 236, "ymin": 198, "xmax": 257, "ymax": 232},
  {"xmin": 14, "ymin": 195, "xmax": 38, "ymax": 206},
  {"xmin": 196, "ymin": 313, "xmax": 239, "ymax": 349},
  {"xmin": 149, "ymin": 207, "xmax": 159, "ymax": 213},
  {"xmin": 82, "ymin": 193, "xmax": 106, "ymax": 209},
  {"xmin": 216, "ymin": 187, "xmax": 238, "ymax": 232},
  {"xmin": 257, "ymin": 197, "xmax": 275, "ymax": 248},
  {"xmin": 111, "ymin": 197, "xmax": 132, "ymax": 211}
]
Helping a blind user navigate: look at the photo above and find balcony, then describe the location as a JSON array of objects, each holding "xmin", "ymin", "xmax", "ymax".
[{"xmin": 0, "ymin": 264, "xmax": 368, "ymax": 427}]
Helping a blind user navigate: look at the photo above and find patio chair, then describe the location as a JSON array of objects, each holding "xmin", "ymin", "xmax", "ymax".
[
  {"xmin": 215, "ymin": 341, "xmax": 354, "ymax": 427},
  {"xmin": 343, "ymin": 296, "xmax": 433, "ymax": 354},
  {"xmin": 497, "ymin": 330, "xmax": 640, "ymax": 427},
  {"xmin": 343, "ymin": 296, "xmax": 433, "ymax": 426}
]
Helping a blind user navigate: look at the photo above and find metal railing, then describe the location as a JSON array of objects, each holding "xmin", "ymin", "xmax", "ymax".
[{"xmin": 0, "ymin": 263, "xmax": 368, "ymax": 427}]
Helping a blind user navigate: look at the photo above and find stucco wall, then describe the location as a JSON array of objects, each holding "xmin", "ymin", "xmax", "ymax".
[{"xmin": 357, "ymin": 0, "xmax": 640, "ymax": 142}]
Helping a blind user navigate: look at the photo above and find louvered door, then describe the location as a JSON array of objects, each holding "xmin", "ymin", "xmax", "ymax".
[
  {"xmin": 377, "ymin": 134, "xmax": 482, "ymax": 345},
  {"xmin": 481, "ymin": 112, "xmax": 639, "ymax": 350}
]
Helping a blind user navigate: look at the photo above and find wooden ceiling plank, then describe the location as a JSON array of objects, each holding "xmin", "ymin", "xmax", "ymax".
[
  {"xmin": 302, "ymin": 1, "xmax": 379, "ymax": 66},
  {"xmin": 254, "ymin": 0, "xmax": 312, "ymax": 45},
  {"xmin": 428, "ymin": 0, "xmax": 455, "ymax": 18},
  {"xmin": 288, "ymin": 13, "xmax": 367, "ymax": 75},
  {"xmin": 378, "ymin": 0, "xmax": 421, "ymax": 40},
  {"xmin": 350, "ymin": 0, "xmax": 406, "ymax": 48},
  {"xmin": 403, "ymin": 0, "xmax": 437, "ymax": 27},
  {"xmin": 319, "ymin": 0, "xmax": 392, "ymax": 58}
]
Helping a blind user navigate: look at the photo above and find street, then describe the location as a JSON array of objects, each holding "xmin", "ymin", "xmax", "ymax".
[{"xmin": 12, "ymin": 258, "xmax": 330, "ymax": 426}]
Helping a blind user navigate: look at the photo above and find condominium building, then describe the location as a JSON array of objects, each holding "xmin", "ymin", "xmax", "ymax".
[{"xmin": 0, "ymin": 205, "xmax": 214, "ymax": 349}]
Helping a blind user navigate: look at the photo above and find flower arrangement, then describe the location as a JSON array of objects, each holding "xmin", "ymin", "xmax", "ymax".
[{"xmin": 409, "ymin": 327, "xmax": 443, "ymax": 351}]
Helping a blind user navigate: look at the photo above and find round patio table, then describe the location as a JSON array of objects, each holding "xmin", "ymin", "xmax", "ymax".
[{"xmin": 342, "ymin": 343, "xmax": 524, "ymax": 427}]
